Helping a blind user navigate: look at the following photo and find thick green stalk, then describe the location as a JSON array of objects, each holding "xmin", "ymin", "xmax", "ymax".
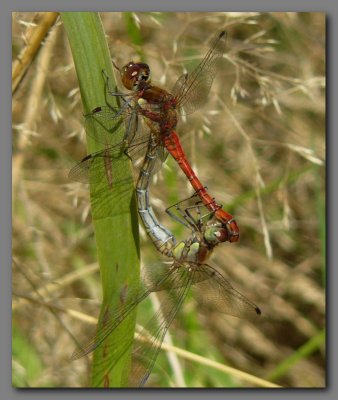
[{"xmin": 61, "ymin": 12, "xmax": 140, "ymax": 387}]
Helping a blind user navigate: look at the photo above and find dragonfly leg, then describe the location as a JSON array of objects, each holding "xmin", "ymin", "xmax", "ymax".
[
  {"xmin": 173, "ymin": 188, "xmax": 221, "ymax": 230},
  {"xmin": 165, "ymin": 194, "xmax": 207, "ymax": 232},
  {"xmin": 123, "ymin": 149, "xmax": 132, "ymax": 162},
  {"xmin": 184, "ymin": 203, "xmax": 216, "ymax": 229},
  {"xmin": 101, "ymin": 69, "xmax": 131, "ymax": 105},
  {"xmin": 166, "ymin": 204, "xmax": 194, "ymax": 231}
]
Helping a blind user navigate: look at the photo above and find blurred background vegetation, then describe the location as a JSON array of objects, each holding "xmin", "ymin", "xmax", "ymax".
[{"xmin": 12, "ymin": 12, "xmax": 325, "ymax": 388}]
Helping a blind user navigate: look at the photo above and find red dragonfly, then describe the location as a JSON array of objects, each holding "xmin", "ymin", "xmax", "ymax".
[{"xmin": 70, "ymin": 30, "xmax": 239, "ymax": 242}]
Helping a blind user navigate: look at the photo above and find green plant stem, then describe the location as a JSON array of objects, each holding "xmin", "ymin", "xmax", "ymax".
[
  {"xmin": 266, "ymin": 329, "xmax": 325, "ymax": 382},
  {"xmin": 61, "ymin": 12, "xmax": 140, "ymax": 387}
]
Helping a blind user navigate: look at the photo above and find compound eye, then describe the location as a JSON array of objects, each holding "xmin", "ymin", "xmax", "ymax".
[{"xmin": 204, "ymin": 227, "xmax": 228, "ymax": 244}]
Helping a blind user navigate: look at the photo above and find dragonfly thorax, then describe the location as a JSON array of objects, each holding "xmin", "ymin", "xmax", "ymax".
[
  {"xmin": 136, "ymin": 87, "xmax": 179, "ymax": 136},
  {"xmin": 172, "ymin": 234, "xmax": 210, "ymax": 264}
]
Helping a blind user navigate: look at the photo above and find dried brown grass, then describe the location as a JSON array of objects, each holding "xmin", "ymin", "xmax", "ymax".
[{"xmin": 12, "ymin": 12, "xmax": 325, "ymax": 387}]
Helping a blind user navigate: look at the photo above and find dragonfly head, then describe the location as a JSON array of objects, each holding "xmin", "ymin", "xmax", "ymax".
[
  {"xmin": 203, "ymin": 225, "xmax": 228, "ymax": 245},
  {"xmin": 120, "ymin": 61, "xmax": 151, "ymax": 91}
]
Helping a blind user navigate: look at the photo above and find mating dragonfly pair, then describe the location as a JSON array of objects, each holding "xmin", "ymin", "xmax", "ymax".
[{"xmin": 69, "ymin": 30, "xmax": 261, "ymax": 387}]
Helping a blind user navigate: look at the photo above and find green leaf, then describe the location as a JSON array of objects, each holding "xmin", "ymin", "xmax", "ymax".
[{"xmin": 61, "ymin": 12, "xmax": 140, "ymax": 387}]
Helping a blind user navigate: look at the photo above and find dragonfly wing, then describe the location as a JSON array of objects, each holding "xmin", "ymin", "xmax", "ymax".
[
  {"xmin": 68, "ymin": 133, "xmax": 152, "ymax": 219},
  {"xmin": 142, "ymin": 261, "xmax": 207, "ymax": 292},
  {"xmin": 70, "ymin": 263, "xmax": 180, "ymax": 360},
  {"xmin": 70, "ymin": 281, "xmax": 150, "ymax": 361},
  {"xmin": 72, "ymin": 262, "xmax": 192, "ymax": 387},
  {"xmin": 84, "ymin": 104, "xmax": 139, "ymax": 146},
  {"xmin": 68, "ymin": 146, "xmax": 136, "ymax": 219},
  {"xmin": 191, "ymin": 264, "xmax": 261, "ymax": 321},
  {"xmin": 68, "ymin": 146, "xmax": 125, "ymax": 184},
  {"xmin": 129, "ymin": 263, "xmax": 260, "ymax": 386},
  {"xmin": 155, "ymin": 145, "xmax": 169, "ymax": 172},
  {"xmin": 172, "ymin": 31, "xmax": 227, "ymax": 115},
  {"xmin": 127, "ymin": 263, "xmax": 193, "ymax": 387}
]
